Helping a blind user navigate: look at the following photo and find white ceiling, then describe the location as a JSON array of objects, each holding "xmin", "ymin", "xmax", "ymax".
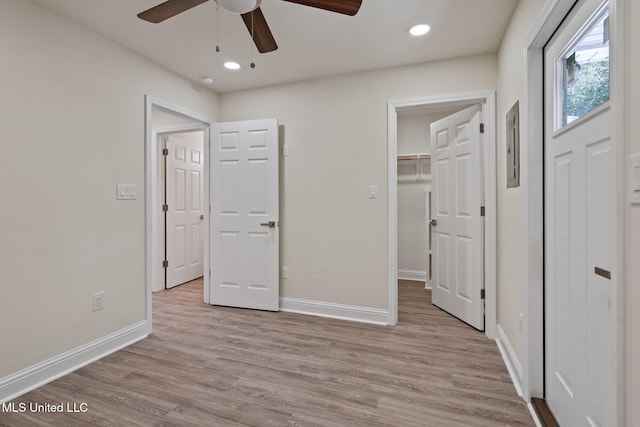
[{"xmin": 32, "ymin": 0, "xmax": 518, "ymax": 93}]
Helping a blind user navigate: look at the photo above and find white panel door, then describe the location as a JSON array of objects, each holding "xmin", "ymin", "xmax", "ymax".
[
  {"xmin": 210, "ymin": 119, "xmax": 279, "ymax": 311},
  {"xmin": 430, "ymin": 105, "xmax": 484, "ymax": 330},
  {"xmin": 544, "ymin": 1, "xmax": 615, "ymax": 426},
  {"xmin": 166, "ymin": 132, "xmax": 204, "ymax": 288}
]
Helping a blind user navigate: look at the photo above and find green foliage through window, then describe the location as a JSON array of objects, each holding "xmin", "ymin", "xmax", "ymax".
[{"xmin": 564, "ymin": 59, "xmax": 610, "ymax": 123}]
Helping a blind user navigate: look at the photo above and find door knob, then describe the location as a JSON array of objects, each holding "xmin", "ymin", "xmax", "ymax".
[
  {"xmin": 430, "ymin": 219, "xmax": 437, "ymax": 226},
  {"xmin": 200, "ymin": 214, "xmax": 204, "ymax": 220},
  {"xmin": 260, "ymin": 221, "xmax": 276, "ymax": 228}
]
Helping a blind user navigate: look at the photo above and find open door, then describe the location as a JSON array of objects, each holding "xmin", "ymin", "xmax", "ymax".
[
  {"xmin": 209, "ymin": 118, "xmax": 280, "ymax": 311},
  {"xmin": 430, "ymin": 105, "xmax": 484, "ymax": 330}
]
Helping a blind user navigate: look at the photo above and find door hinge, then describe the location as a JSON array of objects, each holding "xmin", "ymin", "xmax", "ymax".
[
  {"xmin": 162, "ymin": 204, "xmax": 168, "ymax": 212},
  {"xmin": 480, "ymin": 123, "xmax": 485, "ymax": 134},
  {"xmin": 481, "ymin": 289, "xmax": 486, "ymax": 299},
  {"xmin": 162, "ymin": 148, "xmax": 169, "ymax": 156},
  {"xmin": 480, "ymin": 206, "xmax": 485, "ymax": 217},
  {"xmin": 162, "ymin": 260, "xmax": 168, "ymax": 268}
]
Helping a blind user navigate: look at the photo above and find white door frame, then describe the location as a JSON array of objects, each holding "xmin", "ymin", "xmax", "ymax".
[
  {"xmin": 522, "ymin": 1, "xmax": 625, "ymax": 423},
  {"xmin": 387, "ymin": 90, "xmax": 497, "ymax": 339},
  {"xmin": 145, "ymin": 95, "xmax": 213, "ymax": 326}
]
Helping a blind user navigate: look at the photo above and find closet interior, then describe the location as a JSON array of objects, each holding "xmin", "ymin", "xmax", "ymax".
[{"xmin": 396, "ymin": 105, "xmax": 470, "ymax": 288}]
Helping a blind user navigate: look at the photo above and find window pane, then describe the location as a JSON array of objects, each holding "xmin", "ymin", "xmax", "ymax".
[{"xmin": 562, "ymin": 9, "xmax": 609, "ymax": 126}]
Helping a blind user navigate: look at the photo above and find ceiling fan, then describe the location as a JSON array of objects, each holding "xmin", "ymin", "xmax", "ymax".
[{"xmin": 137, "ymin": 0, "xmax": 363, "ymax": 53}]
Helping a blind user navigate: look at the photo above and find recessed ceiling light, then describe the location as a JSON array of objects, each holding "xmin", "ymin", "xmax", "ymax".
[
  {"xmin": 201, "ymin": 76, "xmax": 215, "ymax": 85},
  {"xmin": 224, "ymin": 61, "xmax": 241, "ymax": 70},
  {"xmin": 409, "ymin": 24, "xmax": 431, "ymax": 36}
]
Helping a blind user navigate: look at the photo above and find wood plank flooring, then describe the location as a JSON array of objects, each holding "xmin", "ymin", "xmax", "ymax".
[{"xmin": 0, "ymin": 279, "xmax": 534, "ymax": 426}]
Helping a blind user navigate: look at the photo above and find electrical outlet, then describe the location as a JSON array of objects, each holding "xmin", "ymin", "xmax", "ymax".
[
  {"xmin": 93, "ymin": 292, "xmax": 105, "ymax": 312},
  {"xmin": 281, "ymin": 266, "xmax": 288, "ymax": 279}
]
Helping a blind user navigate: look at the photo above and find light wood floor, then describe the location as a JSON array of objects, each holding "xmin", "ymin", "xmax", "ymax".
[{"xmin": 1, "ymin": 279, "xmax": 533, "ymax": 426}]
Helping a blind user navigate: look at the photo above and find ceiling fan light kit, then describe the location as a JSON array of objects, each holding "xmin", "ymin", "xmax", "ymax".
[{"xmin": 215, "ymin": 0, "xmax": 261, "ymax": 14}]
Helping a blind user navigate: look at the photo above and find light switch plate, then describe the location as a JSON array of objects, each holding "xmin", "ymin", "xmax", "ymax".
[
  {"xmin": 369, "ymin": 185, "xmax": 378, "ymax": 199},
  {"xmin": 116, "ymin": 184, "xmax": 137, "ymax": 200},
  {"xmin": 630, "ymin": 154, "xmax": 640, "ymax": 204}
]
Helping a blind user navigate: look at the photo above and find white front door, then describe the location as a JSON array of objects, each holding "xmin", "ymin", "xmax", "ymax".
[
  {"xmin": 165, "ymin": 131, "xmax": 204, "ymax": 288},
  {"xmin": 209, "ymin": 119, "xmax": 280, "ymax": 311},
  {"xmin": 544, "ymin": 1, "xmax": 615, "ymax": 425},
  {"xmin": 430, "ymin": 105, "xmax": 484, "ymax": 330}
]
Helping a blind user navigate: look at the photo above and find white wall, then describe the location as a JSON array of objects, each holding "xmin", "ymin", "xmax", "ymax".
[
  {"xmin": 152, "ymin": 108, "xmax": 208, "ymax": 129},
  {"xmin": 397, "ymin": 113, "xmax": 431, "ymax": 279},
  {"xmin": 495, "ymin": 0, "xmax": 547, "ymax": 366},
  {"xmin": 0, "ymin": 0, "xmax": 218, "ymax": 379},
  {"xmin": 220, "ymin": 54, "xmax": 498, "ymax": 309},
  {"xmin": 397, "ymin": 114, "xmax": 432, "ymax": 156},
  {"xmin": 397, "ymin": 163, "xmax": 429, "ymax": 278}
]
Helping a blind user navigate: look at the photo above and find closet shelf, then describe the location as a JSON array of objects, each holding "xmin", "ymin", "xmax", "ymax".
[
  {"xmin": 397, "ymin": 153, "xmax": 431, "ymax": 161},
  {"xmin": 397, "ymin": 153, "xmax": 431, "ymax": 182}
]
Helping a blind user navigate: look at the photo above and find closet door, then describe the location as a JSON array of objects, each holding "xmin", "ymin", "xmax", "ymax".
[{"xmin": 430, "ymin": 105, "xmax": 484, "ymax": 331}]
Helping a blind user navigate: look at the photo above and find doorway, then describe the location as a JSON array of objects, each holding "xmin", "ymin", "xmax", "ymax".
[
  {"xmin": 145, "ymin": 96, "xmax": 212, "ymax": 317},
  {"xmin": 522, "ymin": 0, "xmax": 623, "ymax": 423},
  {"xmin": 387, "ymin": 91, "xmax": 497, "ymax": 338},
  {"xmin": 542, "ymin": 0, "xmax": 616, "ymax": 424},
  {"xmin": 146, "ymin": 98, "xmax": 281, "ymax": 318},
  {"xmin": 396, "ymin": 104, "xmax": 484, "ymax": 330}
]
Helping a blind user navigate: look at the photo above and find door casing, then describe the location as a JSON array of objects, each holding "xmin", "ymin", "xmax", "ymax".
[{"xmin": 387, "ymin": 90, "xmax": 497, "ymax": 338}]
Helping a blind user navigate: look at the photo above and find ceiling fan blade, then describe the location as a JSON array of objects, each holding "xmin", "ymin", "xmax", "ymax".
[
  {"xmin": 138, "ymin": 0, "xmax": 209, "ymax": 23},
  {"xmin": 241, "ymin": 7, "xmax": 278, "ymax": 53},
  {"xmin": 282, "ymin": 0, "xmax": 362, "ymax": 16}
]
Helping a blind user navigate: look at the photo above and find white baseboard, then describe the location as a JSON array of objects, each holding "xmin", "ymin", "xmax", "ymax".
[
  {"xmin": 495, "ymin": 324, "xmax": 524, "ymax": 397},
  {"xmin": 280, "ymin": 297, "xmax": 389, "ymax": 326},
  {"xmin": 397, "ymin": 269, "xmax": 427, "ymax": 282},
  {"xmin": 0, "ymin": 321, "xmax": 149, "ymax": 403},
  {"xmin": 527, "ymin": 402, "xmax": 544, "ymax": 427}
]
